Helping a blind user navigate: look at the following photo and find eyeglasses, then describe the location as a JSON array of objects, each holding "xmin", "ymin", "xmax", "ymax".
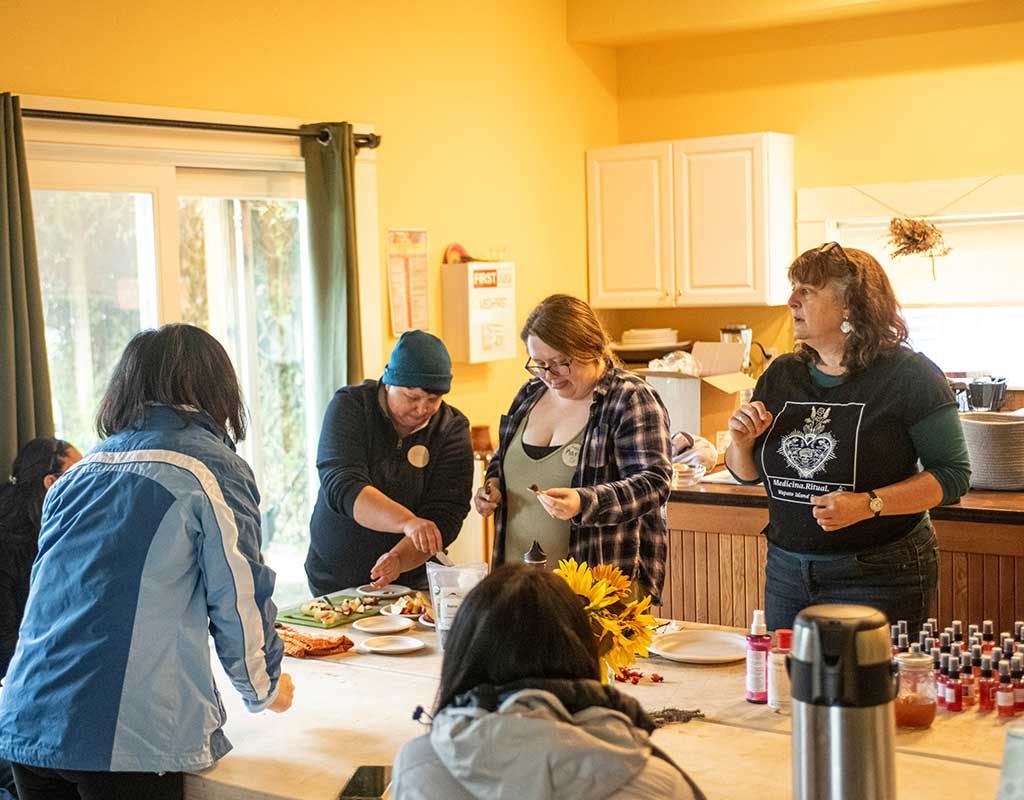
[
  {"xmin": 46, "ymin": 442, "xmax": 63, "ymax": 477},
  {"xmin": 817, "ymin": 241, "xmax": 856, "ymax": 272},
  {"xmin": 524, "ymin": 357, "xmax": 573, "ymax": 378}
]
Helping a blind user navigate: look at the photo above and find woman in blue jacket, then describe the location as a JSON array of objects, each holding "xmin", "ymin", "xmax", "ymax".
[{"xmin": 0, "ymin": 324, "xmax": 294, "ymax": 800}]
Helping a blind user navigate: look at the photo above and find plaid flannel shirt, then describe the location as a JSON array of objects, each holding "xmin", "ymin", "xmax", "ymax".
[{"xmin": 486, "ymin": 366, "xmax": 671, "ymax": 600}]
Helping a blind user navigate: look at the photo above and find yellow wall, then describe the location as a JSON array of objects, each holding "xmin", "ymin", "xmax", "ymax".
[
  {"xmin": 612, "ymin": 0, "xmax": 1024, "ymax": 357},
  {"xmin": 0, "ymin": 0, "xmax": 618, "ymax": 434},
  {"xmin": 7, "ymin": 0, "xmax": 1024, "ymax": 422}
]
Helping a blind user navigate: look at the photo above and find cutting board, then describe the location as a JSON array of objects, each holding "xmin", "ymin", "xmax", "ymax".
[{"xmin": 276, "ymin": 594, "xmax": 382, "ymax": 629}]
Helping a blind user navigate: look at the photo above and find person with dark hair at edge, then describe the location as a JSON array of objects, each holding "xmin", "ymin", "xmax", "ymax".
[
  {"xmin": 0, "ymin": 324, "xmax": 294, "ymax": 800},
  {"xmin": 725, "ymin": 243, "xmax": 971, "ymax": 635},
  {"xmin": 475, "ymin": 294, "xmax": 671, "ymax": 602},
  {"xmin": 391, "ymin": 565, "xmax": 704, "ymax": 799},
  {"xmin": 306, "ymin": 329, "xmax": 474, "ymax": 596},
  {"xmin": 0, "ymin": 438, "xmax": 82, "ymax": 800}
]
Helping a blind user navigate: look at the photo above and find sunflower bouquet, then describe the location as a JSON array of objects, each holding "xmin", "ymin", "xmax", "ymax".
[{"xmin": 554, "ymin": 558, "xmax": 659, "ymax": 683}]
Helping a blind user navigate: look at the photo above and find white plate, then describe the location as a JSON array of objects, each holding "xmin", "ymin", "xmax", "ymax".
[
  {"xmin": 356, "ymin": 584, "xmax": 411, "ymax": 599},
  {"xmin": 357, "ymin": 635, "xmax": 425, "ymax": 655},
  {"xmin": 418, "ymin": 613, "xmax": 436, "ymax": 628},
  {"xmin": 352, "ymin": 615, "xmax": 413, "ymax": 634},
  {"xmin": 381, "ymin": 602, "xmax": 426, "ymax": 619},
  {"xmin": 648, "ymin": 630, "xmax": 747, "ymax": 664},
  {"xmin": 610, "ymin": 340, "xmax": 691, "ymax": 353}
]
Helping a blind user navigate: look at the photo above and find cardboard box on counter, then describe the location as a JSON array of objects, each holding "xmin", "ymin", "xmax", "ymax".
[{"xmin": 639, "ymin": 341, "xmax": 757, "ymax": 449}]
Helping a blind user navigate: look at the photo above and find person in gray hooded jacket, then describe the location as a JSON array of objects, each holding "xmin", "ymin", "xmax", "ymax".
[{"xmin": 392, "ymin": 565, "xmax": 703, "ymax": 800}]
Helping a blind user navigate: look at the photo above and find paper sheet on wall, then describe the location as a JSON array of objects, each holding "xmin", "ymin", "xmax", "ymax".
[{"xmin": 387, "ymin": 229, "xmax": 429, "ymax": 335}]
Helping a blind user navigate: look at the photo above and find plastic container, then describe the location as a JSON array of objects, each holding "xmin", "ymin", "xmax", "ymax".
[
  {"xmin": 426, "ymin": 561, "xmax": 488, "ymax": 649},
  {"xmin": 671, "ymin": 462, "xmax": 706, "ymax": 489},
  {"xmin": 895, "ymin": 650, "xmax": 937, "ymax": 729}
]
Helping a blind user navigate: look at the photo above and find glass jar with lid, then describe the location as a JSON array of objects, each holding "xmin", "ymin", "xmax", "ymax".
[{"xmin": 895, "ymin": 649, "xmax": 938, "ymax": 729}]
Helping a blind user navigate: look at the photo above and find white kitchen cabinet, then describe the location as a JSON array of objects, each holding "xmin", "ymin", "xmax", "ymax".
[
  {"xmin": 586, "ymin": 142, "xmax": 675, "ymax": 308},
  {"xmin": 586, "ymin": 132, "xmax": 794, "ymax": 308}
]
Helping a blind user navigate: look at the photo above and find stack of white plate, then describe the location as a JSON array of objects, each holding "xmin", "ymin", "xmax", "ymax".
[{"xmin": 621, "ymin": 328, "xmax": 678, "ymax": 347}]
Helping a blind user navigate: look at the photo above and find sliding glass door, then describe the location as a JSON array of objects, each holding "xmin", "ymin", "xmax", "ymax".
[
  {"xmin": 29, "ymin": 160, "xmax": 316, "ymax": 604},
  {"xmin": 176, "ymin": 170, "xmax": 315, "ymax": 602}
]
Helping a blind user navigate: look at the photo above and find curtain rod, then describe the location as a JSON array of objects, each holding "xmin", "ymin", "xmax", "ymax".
[{"xmin": 21, "ymin": 108, "xmax": 382, "ymax": 150}]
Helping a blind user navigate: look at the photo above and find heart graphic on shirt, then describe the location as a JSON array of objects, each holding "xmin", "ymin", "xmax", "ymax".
[{"xmin": 780, "ymin": 431, "xmax": 837, "ymax": 479}]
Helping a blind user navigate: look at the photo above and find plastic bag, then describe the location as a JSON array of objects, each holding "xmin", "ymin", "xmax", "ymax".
[
  {"xmin": 426, "ymin": 561, "xmax": 488, "ymax": 649},
  {"xmin": 648, "ymin": 349, "xmax": 701, "ymax": 376}
]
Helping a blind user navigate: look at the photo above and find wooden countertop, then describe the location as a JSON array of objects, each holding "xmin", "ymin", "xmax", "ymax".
[
  {"xmin": 185, "ymin": 620, "xmax": 1008, "ymax": 800},
  {"xmin": 671, "ymin": 479, "xmax": 1024, "ymax": 525}
]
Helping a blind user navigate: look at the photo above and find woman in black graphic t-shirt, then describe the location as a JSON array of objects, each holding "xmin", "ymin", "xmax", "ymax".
[{"xmin": 725, "ymin": 243, "xmax": 971, "ymax": 634}]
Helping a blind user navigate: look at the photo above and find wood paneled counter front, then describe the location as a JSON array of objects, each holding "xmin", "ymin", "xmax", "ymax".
[{"xmin": 659, "ymin": 481, "xmax": 1024, "ymax": 633}]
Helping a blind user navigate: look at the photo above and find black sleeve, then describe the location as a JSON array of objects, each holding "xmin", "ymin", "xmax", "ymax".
[
  {"xmin": 315, "ymin": 390, "xmax": 373, "ymax": 518},
  {"xmin": 901, "ymin": 352, "xmax": 956, "ymax": 427},
  {"xmin": 0, "ymin": 559, "xmax": 23, "ymax": 679},
  {"xmin": 418, "ymin": 413, "xmax": 475, "ymax": 547}
]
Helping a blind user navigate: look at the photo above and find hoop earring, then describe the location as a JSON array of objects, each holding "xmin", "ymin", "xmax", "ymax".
[{"xmin": 840, "ymin": 319, "xmax": 854, "ymax": 335}]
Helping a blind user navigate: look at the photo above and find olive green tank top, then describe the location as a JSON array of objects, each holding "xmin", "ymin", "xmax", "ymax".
[{"xmin": 501, "ymin": 414, "xmax": 584, "ymax": 567}]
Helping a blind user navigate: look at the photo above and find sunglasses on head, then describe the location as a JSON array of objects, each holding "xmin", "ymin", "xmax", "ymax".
[{"xmin": 817, "ymin": 241, "xmax": 856, "ymax": 272}]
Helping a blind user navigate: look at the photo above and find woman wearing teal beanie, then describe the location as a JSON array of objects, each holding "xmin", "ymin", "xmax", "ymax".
[{"xmin": 306, "ymin": 330, "xmax": 474, "ymax": 595}]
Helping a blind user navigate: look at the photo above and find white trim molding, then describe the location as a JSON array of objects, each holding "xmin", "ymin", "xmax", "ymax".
[{"xmin": 19, "ymin": 94, "xmax": 383, "ymax": 377}]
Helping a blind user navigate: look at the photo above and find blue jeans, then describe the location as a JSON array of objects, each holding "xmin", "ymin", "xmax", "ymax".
[{"xmin": 765, "ymin": 517, "xmax": 938, "ymax": 637}]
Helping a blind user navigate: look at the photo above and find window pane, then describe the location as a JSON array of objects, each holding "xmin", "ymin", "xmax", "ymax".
[
  {"xmin": 178, "ymin": 197, "xmax": 210, "ymax": 330},
  {"xmin": 903, "ymin": 306, "xmax": 1024, "ymax": 386},
  {"xmin": 837, "ymin": 215, "xmax": 1024, "ymax": 385},
  {"xmin": 177, "ymin": 195, "xmax": 312, "ymax": 606},
  {"xmin": 247, "ymin": 199, "xmax": 311, "ymax": 605},
  {"xmin": 839, "ymin": 216, "xmax": 1024, "ymax": 306},
  {"xmin": 34, "ymin": 190, "xmax": 156, "ymax": 452}
]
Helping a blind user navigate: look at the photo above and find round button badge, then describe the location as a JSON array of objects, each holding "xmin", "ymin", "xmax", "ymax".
[
  {"xmin": 562, "ymin": 443, "xmax": 581, "ymax": 468},
  {"xmin": 407, "ymin": 445, "xmax": 430, "ymax": 468}
]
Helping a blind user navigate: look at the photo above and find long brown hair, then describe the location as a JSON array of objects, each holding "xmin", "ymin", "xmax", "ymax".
[
  {"xmin": 788, "ymin": 244, "xmax": 909, "ymax": 372},
  {"xmin": 97, "ymin": 324, "xmax": 247, "ymax": 440},
  {"xmin": 520, "ymin": 294, "xmax": 617, "ymax": 365}
]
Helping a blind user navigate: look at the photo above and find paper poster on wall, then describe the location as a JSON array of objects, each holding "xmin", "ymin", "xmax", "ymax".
[
  {"xmin": 387, "ymin": 229, "xmax": 429, "ymax": 335},
  {"xmin": 468, "ymin": 262, "xmax": 516, "ymax": 361}
]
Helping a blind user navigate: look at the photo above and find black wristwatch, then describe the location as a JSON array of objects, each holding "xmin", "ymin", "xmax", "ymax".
[{"xmin": 867, "ymin": 490, "xmax": 883, "ymax": 518}]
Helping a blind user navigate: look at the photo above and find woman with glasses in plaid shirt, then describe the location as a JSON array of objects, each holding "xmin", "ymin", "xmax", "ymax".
[{"xmin": 474, "ymin": 295, "xmax": 672, "ymax": 601}]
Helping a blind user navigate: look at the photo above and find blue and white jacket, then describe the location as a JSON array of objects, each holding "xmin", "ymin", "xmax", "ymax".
[{"xmin": 0, "ymin": 405, "xmax": 284, "ymax": 773}]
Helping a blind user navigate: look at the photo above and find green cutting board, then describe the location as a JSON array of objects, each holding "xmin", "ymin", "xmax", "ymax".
[{"xmin": 276, "ymin": 594, "xmax": 382, "ymax": 629}]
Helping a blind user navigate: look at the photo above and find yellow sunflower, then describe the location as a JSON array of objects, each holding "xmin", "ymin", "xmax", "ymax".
[
  {"xmin": 555, "ymin": 559, "xmax": 661, "ymax": 682},
  {"xmin": 555, "ymin": 559, "xmax": 619, "ymax": 613},
  {"xmin": 590, "ymin": 563, "xmax": 632, "ymax": 598},
  {"xmin": 554, "ymin": 558, "xmax": 593, "ymax": 597}
]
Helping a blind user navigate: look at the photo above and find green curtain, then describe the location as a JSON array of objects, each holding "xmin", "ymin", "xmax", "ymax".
[
  {"xmin": 301, "ymin": 122, "xmax": 362, "ymax": 424},
  {"xmin": 1, "ymin": 93, "xmax": 53, "ymax": 475}
]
